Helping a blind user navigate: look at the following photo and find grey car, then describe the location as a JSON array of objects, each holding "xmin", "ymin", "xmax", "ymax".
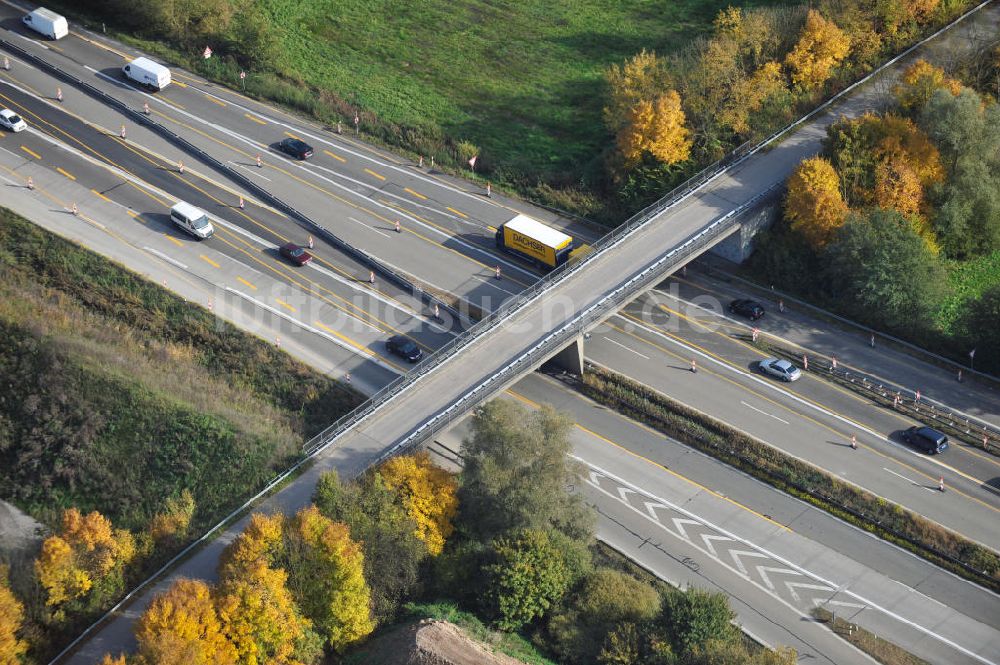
[{"xmin": 758, "ymin": 357, "xmax": 801, "ymax": 382}]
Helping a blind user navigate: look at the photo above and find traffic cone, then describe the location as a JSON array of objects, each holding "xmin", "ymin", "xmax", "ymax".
[
  {"xmin": 851, "ymin": 435, "xmax": 857, "ymax": 450},
  {"xmin": 238, "ymin": 196, "xmax": 244, "ymax": 209},
  {"xmin": 56, "ymin": 87, "xmax": 62, "ymax": 102},
  {"xmin": 178, "ymin": 160, "xmax": 184, "ymax": 174},
  {"xmin": 495, "ymin": 265, "xmax": 501, "ymax": 280},
  {"xmin": 691, "ymin": 359, "xmax": 697, "ymax": 373},
  {"xmin": 71, "ymin": 203, "xmax": 78, "ymax": 215},
  {"xmin": 938, "ymin": 477, "xmax": 945, "ymax": 492},
  {"xmin": 345, "ymin": 372, "xmax": 351, "ymax": 383},
  {"xmin": 368, "ymin": 270, "xmax": 375, "ymax": 285},
  {"xmin": 143, "ymin": 102, "xmax": 150, "ymax": 115},
  {"xmin": 26, "ymin": 176, "xmax": 33, "ymax": 190},
  {"xmin": 394, "ymin": 220, "xmax": 401, "ymax": 233},
  {"xmin": 120, "ymin": 124, "xmax": 126, "ymax": 139},
  {"xmin": 486, "ymin": 182, "xmax": 492, "ymax": 198},
  {"xmin": 256, "ymin": 154, "xmax": 262, "ymax": 168},
  {"xmin": 276, "ymin": 336, "xmax": 281, "ymax": 348}
]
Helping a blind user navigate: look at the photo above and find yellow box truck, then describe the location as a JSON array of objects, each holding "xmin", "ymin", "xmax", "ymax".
[{"xmin": 495, "ymin": 214, "xmax": 574, "ymax": 269}]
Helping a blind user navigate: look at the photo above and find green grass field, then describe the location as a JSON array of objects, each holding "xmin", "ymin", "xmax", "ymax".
[
  {"xmin": 939, "ymin": 251, "xmax": 1000, "ymax": 333},
  {"xmin": 258, "ymin": 0, "xmax": 780, "ymax": 187}
]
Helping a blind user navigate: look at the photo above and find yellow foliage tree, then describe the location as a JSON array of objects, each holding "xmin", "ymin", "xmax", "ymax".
[
  {"xmin": 893, "ymin": 59, "xmax": 962, "ymax": 111},
  {"xmin": 149, "ymin": 490, "xmax": 196, "ymax": 546},
  {"xmin": 286, "ymin": 506, "xmax": 374, "ymax": 652},
  {"xmin": 215, "ymin": 558, "xmax": 308, "ymax": 665},
  {"xmin": 604, "ymin": 50, "xmax": 671, "ymax": 133},
  {"xmin": 785, "ymin": 10, "xmax": 851, "ymax": 90},
  {"xmin": 785, "ymin": 157, "xmax": 849, "ymax": 248},
  {"xmin": 874, "ymin": 150, "xmax": 923, "ymax": 218},
  {"xmin": 875, "ymin": 116, "xmax": 944, "ymax": 186},
  {"xmin": 134, "ymin": 579, "xmax": 237, "ymax": 665},
  {"xmin": 35, "ymin": 508, "xmax": 136, "ymax": 611},
  {"xmin": 379, "ymin": 452, "xmax": 458, "ymax": 556},
  {"xmin": 616, "ymin": 92, "xmax": 692, "ymax": 167},
  {"xmin": 97, "ymin": 654, "xmax": 128, "ymax": 665},
  {"xmin": 720, "ymin": 61, "xmax": 787, "ymax": 134},
  {"xmin": 0, "ymin": 565, "xmax": 27, "ymax": 665},
  {"xmin": 218, "ymin": 512, "xmax": 284, "ymax": 581}
]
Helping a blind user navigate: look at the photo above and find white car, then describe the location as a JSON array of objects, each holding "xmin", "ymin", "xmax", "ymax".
[
  {"xmin": 759, "ymin": 357, "xmax": 802, "ymax": 382},
  {"xmin": 0, "ymin": 109, "xmax": 27, "ymax": 132}
]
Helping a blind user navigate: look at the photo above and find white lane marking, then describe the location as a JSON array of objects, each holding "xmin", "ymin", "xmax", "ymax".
[
  {"xmin": 469, "ymin": 273, "xmax": 520, "ymax": 296},
  {"xmin": 347, "ymin": 215, "xmax": 391, "ymax": 239},
  {"xmin": 603, "ymin": 336, "xmax": 650, "ymax": 359},
  {"xmin": 741, "ymin": 400, "xmax": 790, "ymax": 424},
  {"xmin": 579, "ymin": 458, "xmax": 996, "ymax": 665},
  {"xmin": 11, "ymin": 31, "xmax": 48, "ymax": 49},
  {"xmin": 883, "ymin": 468, "xmax": 940, "ymax": 493},
  {"xmin": 228, "ymin": 160, "xmax": 271, "ymax": 181},
  {"xmin": 142, "ymin": 247, "xmax": 187, "ymax": 270}
]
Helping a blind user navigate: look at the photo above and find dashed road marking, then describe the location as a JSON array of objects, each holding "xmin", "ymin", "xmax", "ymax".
[
  {"xmin": 237, "ymin": 277, "xmax": 257, "ymax": 290},
  {"xmin": 199, "ymin": 254, "xmax": 220, "ymax": 268},
  {"xmin": 404, "ymin": 187, "xmax": 427, "ymax": 200},
  {"xmin": 57, "ymin": 167, "xmax": 75, "ymax": 180},
  {"xmin": 364, "ymin": 168, "xmax": 386, "ymax": 181},
  {"xmin": 245, "ymin": 113, "xmax": 266, "ymax": 125},
  {"xmin": 323, "ymin": 149, "xmax": 346, "ymax": 162},
  {"xmin": 20, "ymin": 145, "xmax": 40, "ymax": 159}
]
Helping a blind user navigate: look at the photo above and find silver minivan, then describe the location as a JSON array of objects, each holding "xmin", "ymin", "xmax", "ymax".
[{"xmin": 170, "ymin": 202, "xmax": 214, "ymax": 239}]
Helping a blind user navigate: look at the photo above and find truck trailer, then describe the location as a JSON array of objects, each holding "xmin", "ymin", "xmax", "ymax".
[{"xmin": 495, "ymin": 214, "xmax": 573, "ymax": 270}]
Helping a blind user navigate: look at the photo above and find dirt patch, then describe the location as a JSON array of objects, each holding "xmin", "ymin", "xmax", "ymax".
[
  {"xmin": 0, "ymin": 499, "xmax": 45, "ymax": 556},
  {"xmin": 351, "ymin": 618, "xmax": 527, "ymax": 665}
]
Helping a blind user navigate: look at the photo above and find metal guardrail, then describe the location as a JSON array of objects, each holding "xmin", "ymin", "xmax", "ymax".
[{"xmin": 0, "ymin": 38, "xmax": 462, "ymax": 322}]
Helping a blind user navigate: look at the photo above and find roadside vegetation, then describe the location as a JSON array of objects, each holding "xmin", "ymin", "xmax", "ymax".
[
  {"xmin": 0, "ymin": 207, "xmax": 360, "ymax": 660},
  {"xmin": 749, "ymin": 52, "xmax": 1000, "ymax": 374},
  {"xmin": 580, "ymin": 365, "xmax": 1000, "ymax": 592},
  {"xmin": 52, "ymin": 0, "xmax": 980, "ymax": 222},
  {"xmin": 83, "ymin": 400, "xmax": 795, "ymax": 665}
]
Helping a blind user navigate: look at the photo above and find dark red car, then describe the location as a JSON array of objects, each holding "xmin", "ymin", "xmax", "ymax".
[{"xmin": 279, "ymin": 242, "xmax": 312, "ymax": 266}]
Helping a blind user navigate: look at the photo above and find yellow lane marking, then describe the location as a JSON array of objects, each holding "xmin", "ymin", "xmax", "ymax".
[
  {"xmin": 20, "ymin": 145, "xmax": 40, "ymax": 159},
  {"xmin": 126, "ymin": 210, "xmax": 139, "ymax": 218},
  {"xmin": 245, "ymin": 113, "xmax": 266, "ymax": 125},
  {"xmin": 237, "ymin": 277, "xmax": 257, "ymax": 290},
  {"xmin": 364, "ymin": 168, "xmax": 386, "ymax": 181},
  {"xmin": 154, "ymin": 96, "xmax": 185, "ymax": 111},
  {"xmin": 404, "ymin": 187, "xmax": 427, "ymax": 200},
  {"xmin": 90, "ymin": 189, "xmax": 111, "ymax": 203},
  {"xmin": 165, "ymin": 235, "xmax": 184, "ymax": 247},
  {"xmin": 604, "ymin": 320, "xmax": 1000, "ymax": 514},
  {"xmin": 323, "ymin": 149, "xmax": 346, "ymax": 162},
  {"xmin": 204, "ymin": 94, "xmax": 226, "ymax": 107},
  {"xmin": 200, "ymin": 255, "xmax": 220, "ymax": 269},
  {"xmin": 172, "ymin": 80, "xmax": 188, "ymax": 88},
  {"xmin": 48, "ymin": 44, "xmax": 62, "ymax": 53},
  {"xmin": 314, "ymin": 321, "xmax": 406, "ymax": 372},
  {"xmin": 276, "ymin": 299, "xmax": 296, "ymax": 313},
  {"xmin": 283, "ymin": 131, "xmax": 299, "ymax": 139},
  {"xmin": 487, "ymin": 225, "xmax": 497, "ymax": 233},
  {"xmin": 56, "ymin": 167, "xmax": 75, "ymax": 180},
  {"xmin": 507, "ymin": 388, "xmax": 790, "ymax": 532},
  {"xmin": 446, "ymin": 206, "xmax": 468, "ymax": 219}
]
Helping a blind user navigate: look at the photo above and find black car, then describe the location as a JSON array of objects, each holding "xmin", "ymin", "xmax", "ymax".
[
  {"xmin": 386, "ymin": 335, "xmax": 423, "ymax": 363},
  {"xmin": 277, "ymin": 137, "xmax": 314, "ymax": 160},
  {"xmin": 729, "ymin": 299, "xmax": 765, "ymax": 321},
  {"xmin": 901, "ymin": 426, "xmax": 949, "ymax": 454}
]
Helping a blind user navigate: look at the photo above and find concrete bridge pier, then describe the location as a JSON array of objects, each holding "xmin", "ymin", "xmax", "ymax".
[{"xmin": 547, "ymin": 334, "xmax": 585, "ymax": 376}]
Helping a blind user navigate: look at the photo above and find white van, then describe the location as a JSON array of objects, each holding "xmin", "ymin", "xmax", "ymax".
[
  {"xmin": 170, "ymin": 202, "xmax": 214, "ymax": 239},
  {"xmin": 22, "ymin": 8, "xmax": 68, "ymax": 40},
  {"xmin": 122, "ymin": 57, "xmax": 171, "ymax": 91}
]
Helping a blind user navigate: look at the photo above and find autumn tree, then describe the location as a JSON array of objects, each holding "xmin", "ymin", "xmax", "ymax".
[
  {"xmin": 149, "ymin": 490, "xmax": 196, "ymax": 547},
  {"xmin": 216, "ymin": 512, "xmax": 320, "ymax": 663},
  {"xmin": 784, "ymin": 157, "xmax": 849, "ymax": 248},
  {"xmin": 604, "ymin": 50, "xmax": 672, "ymax": 134},
  {"xmin": 313, "ymin": 470, "xmax": 427, "ymax": 626},
  {"xmin": 97, "ymin": 654, "xmax": 128, "ymax": 665},
  {"xmin": 378, "ymin": 452, "xmax": 457, "ymax": 556},
  {"xmin": 894, "ymin": 59, "xmax": 961, "ymax": 112},
  {"xmin": 34, "ymin": 508, "xmax": 136, "ymax": 618},
  {"xmin": 282, "ymin": 506, "xmax": 374, "ymax": 653},
  {"xmin": 459, "ymin": 400, "xmax": 594, "ymax": 544},
  {"xmin": 719, "ymin": 61, "xmax": 787, "ymax": 135},
  {"xmin": 785, "ymin": 10, "xmax": 850, "ymax": 90},
  {"xmin": 482, "ymin": 529, "xmax": 573, "ymax": 631},
  {"xmin": 134, "ymin": 579, "xmax": 237, "ymax": 665},
  {"xmin": 0, "ymin": 565, "xmax": 27, "ymax": 665},
  {"xmin": 617, "ymin": 91, "xmax": 692, "ymax": 166}
]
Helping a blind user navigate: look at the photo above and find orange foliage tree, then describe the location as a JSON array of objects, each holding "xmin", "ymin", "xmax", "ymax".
[
  {"xmin": 616, "ymin": 91, "xmax": 692, "ymax": 167},
  {"xmin": 785, "ymin": 10, "xmax": 851, "ymax": 90},
  {"xmin": 34, "ymin": 508, "xmax": 136, "ymax": 617},
  {"xmin": 784, "ymin": 157, "xmax": 849, "ymax": 248},
  {"xmin": 0, "ymin": 565, "xmax": 27, "ymax": 665},
  {"xmin": 134, "ymin": 579, "xmax": 237, "ymax": 665},
  {"xmin": 378, "ymin": 452, "xmax": 458, "ymax": 556},
  {"xmin": 149, "ymin": 490, "xmax": 196, "ymax": 547},
  {"xmin": 604, "ymin": 50, "xmax": 672, "ymax": 135},
  {"xmin": 894, "ymin": 59, "xmax": 962, "ymax": 111}
]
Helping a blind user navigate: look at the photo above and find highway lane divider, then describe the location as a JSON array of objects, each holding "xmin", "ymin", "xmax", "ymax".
[
  {"xmin": 573, "ymin": 362, "xmax": 1000, "ymax": 593},
  {"xmin": 0, "ymin": 37, "xmax": 467, "ymax": 331}
]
